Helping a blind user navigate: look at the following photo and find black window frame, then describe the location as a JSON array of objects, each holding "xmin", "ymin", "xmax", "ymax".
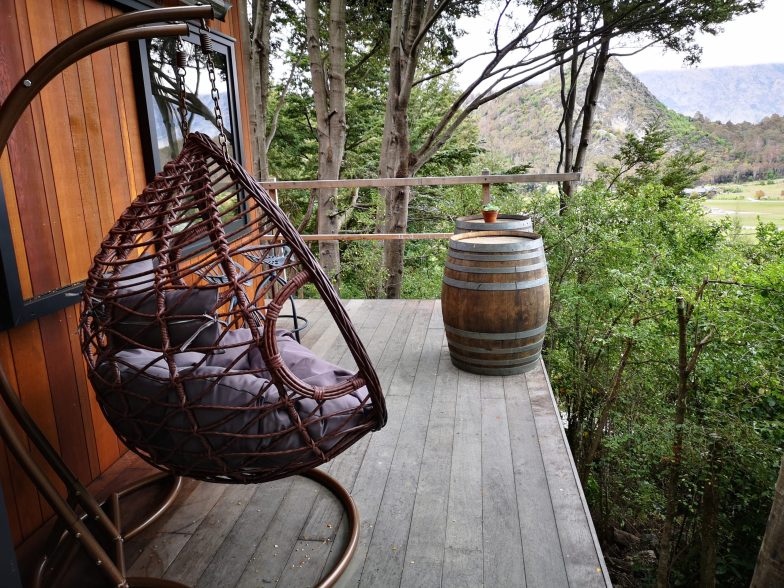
[
  {"xmin": 0, "ymin": 3, "xmax": 243, "ymax": 331},
  {"xmin": 131, "ymin": 25, "xmax": 245, "ymax": 176}
]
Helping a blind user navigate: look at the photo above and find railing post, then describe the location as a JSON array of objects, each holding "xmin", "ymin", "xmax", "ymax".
[
  {"xmin": 268, "ymin": 177, "xmax": 278, "ymax": 205},
  {"xmin": 481, "ymin": 168, "xmax": 491, "ymax": 205}
]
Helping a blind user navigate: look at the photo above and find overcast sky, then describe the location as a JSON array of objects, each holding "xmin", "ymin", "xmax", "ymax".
[
  {"xmin": 618, "ymin": 2, "xmax": 784, "ymax": 72},
  {"xmin": 455, "ymin": 2, "xmax": 784, "ymax": 83}
]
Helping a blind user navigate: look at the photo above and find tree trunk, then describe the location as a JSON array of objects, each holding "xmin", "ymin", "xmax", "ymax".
[
  {"xmin": 752, "ymin": 455, "xmax": 784, "ymax": 587},
  {"xmin": 699, "ymin": 436, "xmax": 720, "ymax": 588},
  {"xmin": 381, "ymin": 184, "xmax": 409, "ymax": 297},
  {"xmin": 247, "ymin": 0, "xmax": 273, "ymax": 180},
  {"xmin": 557, "ymin": 1, "xmax": 583, "ymax": 214},
  {"xmin": 572, "ymin": 35, "xmax": 610, "ymax": 175},
  {"xmin": 656, "ymin": 297, "xmax": 690, "ymax": 588},
  {"xmin": 377, "ymin": 0, "xmax": 428, "ymax": 298},
  {"xmin": 579, "ymin": 336, "xmax": 634, "ymax": 484},
  {"xmin": 305, "ymin": 0, "xmax": 347, "ymax": 286}
]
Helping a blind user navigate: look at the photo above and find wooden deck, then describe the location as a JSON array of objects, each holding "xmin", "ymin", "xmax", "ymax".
[{"xmin": 115, "ymin": 298, "xmax": 610, "ymax": 587}]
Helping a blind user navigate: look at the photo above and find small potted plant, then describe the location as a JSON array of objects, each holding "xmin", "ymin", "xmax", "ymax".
[{"xmin": 482, "ymin": 203, "xmax": 500, "ymax": 223}]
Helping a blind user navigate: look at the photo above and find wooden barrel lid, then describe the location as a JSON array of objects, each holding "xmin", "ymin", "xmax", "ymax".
[
  {"xmin": 455, "ymin": 214, "xmax": 532, "ymax": 233},
  {"xmin": 448, "ymin": 230, "xmax": 542, "ymax": 252}
]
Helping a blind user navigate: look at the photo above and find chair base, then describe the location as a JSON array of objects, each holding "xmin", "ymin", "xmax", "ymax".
[
  {"xmin": 33, "ymin": 470, "xmax": 358, "ymax": 588},
  {"xmin": 33, "ymin": 473, "xmax": 183, "ymax": 588},
  {"xmin": 302, "ymin": 469, "xmax": 361, "ymax": 588}
]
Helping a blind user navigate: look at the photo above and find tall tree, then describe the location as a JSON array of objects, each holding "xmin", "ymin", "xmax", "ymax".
[
  {"xmin": 303, "ymin": 1, "xmax": 390, "ymax": 284},
  {"xmin": 378, "ymin": 0, "xmax": 566, "ymax": 297},
  {"xmin": 377, "ymin": 0, "xmax": 761, "ymax": 296},
  {"xmin": 243, "ymin": 0, "xmax": 299, "ymax": 180},
  {"xmin": 304, "ymin": 0, "xmax": 347, "ymax": 284},
  {"xmin": 656, "ymin": 292, "xmax": 713, "ymax": 588}
]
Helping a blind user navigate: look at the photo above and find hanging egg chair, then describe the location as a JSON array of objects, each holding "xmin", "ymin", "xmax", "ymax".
[
  {"xmin": 0, "ymin": 7, "xmax": 385, "ymax": 587},
  {"xmin": 80, "ymin": 130, "xmax": 387, "ymax": 484}
]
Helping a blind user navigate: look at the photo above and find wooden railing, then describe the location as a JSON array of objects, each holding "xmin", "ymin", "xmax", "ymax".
[{"xmin": 259, "ymin": 171, "xmax": 580, "ymax": 241}]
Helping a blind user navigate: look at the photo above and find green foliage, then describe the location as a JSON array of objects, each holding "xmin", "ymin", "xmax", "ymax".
[{"xmin": 536, "ymin": 127, "xmax": 783, "ymax": 586}]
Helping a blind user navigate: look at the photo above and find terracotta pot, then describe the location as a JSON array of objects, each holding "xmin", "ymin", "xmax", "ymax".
[{"xmin": 482, "ymin": 209, "xmax": 498, "ymax": 223}]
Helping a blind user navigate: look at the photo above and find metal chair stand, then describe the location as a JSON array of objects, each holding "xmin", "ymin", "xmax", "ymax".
[{"xmin": 0, "ymin": 369, "xmax": 184, "ymax": 588}]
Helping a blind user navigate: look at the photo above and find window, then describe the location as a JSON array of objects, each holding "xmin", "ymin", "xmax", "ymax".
[{"xmin": 135, "ymin": 27, "xmax": 244, "ymax": 173}]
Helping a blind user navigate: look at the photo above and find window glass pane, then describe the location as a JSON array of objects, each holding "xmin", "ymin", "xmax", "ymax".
[{"xmin": 147, "ymin": 38, "xmax": 234, "ymax": 164}]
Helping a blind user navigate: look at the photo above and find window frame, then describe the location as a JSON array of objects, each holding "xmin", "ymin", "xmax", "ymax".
[
  {"xmin": 0, "ymin": 6, "xmax": 244, "ymax": 331},
  {"xmin": 131, "ymin": 25, "xmax": 245, "ymax": 176}
]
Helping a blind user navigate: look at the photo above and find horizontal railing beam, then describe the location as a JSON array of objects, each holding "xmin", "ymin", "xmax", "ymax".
[
  {"xmin": 258, "ymin": 232, "xmax": 453, "ymax": 243},
  {"xmin": 298, "ymin": 232, "xmax": 452, "ymax": 241},
  {"xmin": 260, "ymin": 172, "xmax": 580, "ymax": 191}
]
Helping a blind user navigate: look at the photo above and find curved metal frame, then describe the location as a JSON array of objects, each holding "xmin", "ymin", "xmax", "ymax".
[
  {"xmin": 303, "ymin": 469, "xmax": 361, "ymax": 588},
  {"xmin": 0, "ymin": 6, "xmax": 214, "ymax": 153},
  {"xmin": 0, "ymin": 7, "xmax": 203, "ymax": 588}
]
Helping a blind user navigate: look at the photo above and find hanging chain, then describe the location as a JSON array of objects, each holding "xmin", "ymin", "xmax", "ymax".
[
  {"xmin": 200, "ymin": 19, "xmax": 229, "ymax": 158},
  {"xmin": 174, "ymin": 37, "xmax": 189, "ymax": 136}
]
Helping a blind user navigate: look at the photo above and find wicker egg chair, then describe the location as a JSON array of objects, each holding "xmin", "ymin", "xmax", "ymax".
[{"xmin": 80, "ymin": 132, "xmax": 387, "ymax": 484}]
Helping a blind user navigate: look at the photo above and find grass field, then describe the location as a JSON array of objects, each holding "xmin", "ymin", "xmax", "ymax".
[
  {"xmin": 704, "ymin": 199, "xmax": 784, "ymax": 229},
  {"xmin": 712, "ymin": 178, "xmax": 784, "ymax": 201},
  {"xmin": 702, "ymin": 177, "xmax": 784, "ymax": 231}
]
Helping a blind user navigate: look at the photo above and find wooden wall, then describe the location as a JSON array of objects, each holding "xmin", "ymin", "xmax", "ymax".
[{"xmin": 0, "ymin": 0, "xmax": 251, "ymax": 546}]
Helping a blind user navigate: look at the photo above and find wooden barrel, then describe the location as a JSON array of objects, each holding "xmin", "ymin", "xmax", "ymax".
[
  {"xmin": 441, "ymin": 230, "xmax": 550, "ymax": 375},
  {"xmin": 454, "ymin": 213, "xmax": 533, "ymax": 233}
]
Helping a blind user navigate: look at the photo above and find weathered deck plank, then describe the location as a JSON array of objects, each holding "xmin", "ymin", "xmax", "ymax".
[
  {"xmin": 505, "ymin": 373, "xmax": 570, "ymax": 587},
  {"xmin": 356, "ymin": 305, "xmax": 442, "ymax": 586},
  {"xmin": 196, "ymin": 478, "xmax": 294, "ymax": 588},
  {"xmin": 481, "ymin": 395, "xmax": 525, "ymax": 588},
  {"xmin": 92, "ymin": 299, "xmax": 609, "ymax": 588},
  {"xmin": 399, "ymin": 345, "xmax": 457, "ymax": 588},
  {"xmin": 443, "ymin": 368, "xmax": 484, "ymax": 588},
  {"xmin": 526, "ymin": 367, "xmax": 610, "ymax": 587}
]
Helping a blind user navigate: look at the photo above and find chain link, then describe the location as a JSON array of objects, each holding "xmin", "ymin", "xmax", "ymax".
[
  {"xmin": 174, "ymin": 37, "xmax": 189, "ymax": 137},
  {"xmin": 200, "ymin": 20, "xmax": 229, "ymax": 158}
]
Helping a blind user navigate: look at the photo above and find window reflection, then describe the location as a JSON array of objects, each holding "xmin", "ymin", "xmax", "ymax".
[{"xmin": 147, "ymin": 37, "xmax": 234, "ymax": 164}]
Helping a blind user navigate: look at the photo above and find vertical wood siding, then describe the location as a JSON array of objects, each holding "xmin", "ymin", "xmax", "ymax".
[{"xmin": 0, "ymin": 0, "xmax": 251, "ymax": 545}]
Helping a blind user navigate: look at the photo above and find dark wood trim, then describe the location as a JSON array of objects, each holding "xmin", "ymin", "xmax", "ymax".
[{"xmin": 0, "ymin": 483, "xmax": 21, "ymax": 588}]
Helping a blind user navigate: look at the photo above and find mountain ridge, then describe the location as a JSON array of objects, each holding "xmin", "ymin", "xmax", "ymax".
[{"xmin": 476, "ymin": 59, "xmax": 784, "ymax": 183}]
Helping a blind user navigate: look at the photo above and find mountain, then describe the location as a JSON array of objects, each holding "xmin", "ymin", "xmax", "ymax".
[
  {"xmin": 637, "ymin": 64, "xmax": 784, "ymax": 124},
  {"xmin": 477, "ymin": 58, "xmax": 714, "ymax": 176},
  {"xmin": 476, "ymin": 59, "xmax": 784, "ymax": 183}
]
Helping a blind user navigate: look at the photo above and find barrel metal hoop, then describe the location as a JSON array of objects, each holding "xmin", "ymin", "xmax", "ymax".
[
  {"xmin": 445, "ymin": 261, "xmax": 546, "ymax": 275},
  {"xmin": 456, "ymin": 220, "xmax": 533, "ymax": 232},
  {"xmin": 450, "ymin": 357, "xmax": 541, "ymax": 375},
  {"xmin": 446, "ymin": 337, "xmax": 544, "ymax": 355},
  {"xmin": 445, "ymin": 323, "xmax": 547, "ymax": 340},
  {"xmin": 442, "ymin": 275, "xmax": 549, "ymax": 291},
  {"xmin": 447, "ymin": 250, "xmax": 543, "ymax": 262},
  {"xmin": 449, "ymin": 238, "xmax": 542, "ymax": 252},
  {"xmin": 449, "ymin": 350, "xmax": 541, "ymax": 367}
]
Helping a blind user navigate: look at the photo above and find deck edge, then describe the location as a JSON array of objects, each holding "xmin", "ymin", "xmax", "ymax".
[{"xmin": 539, "ymin": 359, "xmax": 613, "ymax": 587}]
